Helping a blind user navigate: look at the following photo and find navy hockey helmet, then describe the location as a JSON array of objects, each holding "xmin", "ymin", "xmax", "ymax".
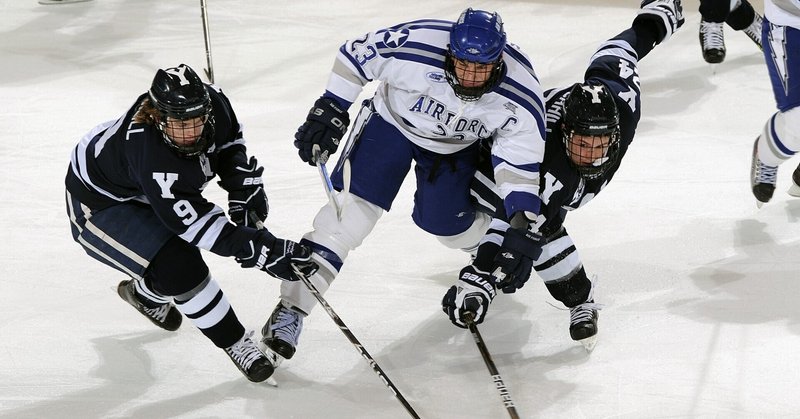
[
  {"xmin": 148, "ymin": 64, "xmax": 215, "ymax": 157},
  {"xmin": 561, "ymin": 82, "xmax": 621, "ymax": 179},
  {"xmin": 445, "ymin": 8, "xmax": 506, "ymax": 101}
]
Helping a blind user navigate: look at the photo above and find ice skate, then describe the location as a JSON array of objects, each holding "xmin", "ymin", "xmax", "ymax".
[
  {"xmin": 260, "ymin": 301, "xmax": 305, "ymax": 366},
  {"xmin": 750, "ymin": 139, "xmax": 778, "ymax": 207},
  {"xmin": 699, "ymin": 21, "xmax": 726, "ymax": 64},
  {"xmin": 742, "ymin": 13, "xmax": 763, "ymax": 50},
  {"xmin": 570, "ymin": 300, "xmax": 601, "ymax": 352},
  {"xmin": 117, "ymin": 279, "xmax": 182, "ymax": 331},
  {"xmin": 224, "ymin": 331, "xmax": 277, "ymax": 384},
  {"xmin": 788, "ymin": 163, "xmax": 800, "ymax": 197}
]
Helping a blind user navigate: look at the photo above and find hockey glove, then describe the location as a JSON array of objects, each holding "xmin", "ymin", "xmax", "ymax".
[
  {"xmin": 492, "ymin": 227, "xmax": 542, "ymax": 294},
  {"xmin": 237, "ymin": 230, "xmax": 318, "ymax": 281},
  {"xmin": 636, "ymin": 0, "xmax": 684, "ymax": 43},
  {"xmin": 218, "ymin": 156, "xmax": 269, "ymax": 227},
  {"xmin": 442, "ymin": 265, "xmax": 497, "ymax": 328},
  {"xmin": 294, "ymin": 97, "xmax": 350, "ymax": 166}
]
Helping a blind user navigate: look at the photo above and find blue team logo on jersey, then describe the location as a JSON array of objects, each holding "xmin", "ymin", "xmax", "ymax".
[
  {"xmin": 426, "ymin": 72, "xmax": 447, "ymax": 83},
  {"xmin": 382, "ymin": 29, "xmax": 409, "ymax": 48}
]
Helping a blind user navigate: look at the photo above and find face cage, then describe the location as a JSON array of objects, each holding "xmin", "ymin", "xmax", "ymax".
[
  {"xmin": 156, "ymin": 113, "xmax": 216, "ymax": 157},
  {"xmin": 562, "ymin": 127, "xmax": 621, "ymax": 180},
  {"xmin": 444, "ymin": 52, "xmax": 503, "ymax": 102}
]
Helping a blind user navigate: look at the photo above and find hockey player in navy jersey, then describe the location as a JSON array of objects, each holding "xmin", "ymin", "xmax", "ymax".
[
  {"xmin": 65, "ymin": 64, "xmax": 316, "ymax": 382},
  {"xmin": 750, "ymin": 0, "xmax": 800, "ymax": 205},
  {"xmin": 442, "ymin": 0, "xmax": 685, "ymax": 350},
  {"xmin": 260, "ymin": 8, "xmax": 547, "ymax": 365}
]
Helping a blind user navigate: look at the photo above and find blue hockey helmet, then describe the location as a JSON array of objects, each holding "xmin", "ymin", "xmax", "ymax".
[
  {"xmin": 449, "ymin": 8, "xmax": 506, "ymax": 63},
  {"xmin": 445, "ymin": 8, "xmax": 506, "ymax": 101},
  {"xmin": 148, "ymin": 64, "xmax": 215, "ymax": 157}
]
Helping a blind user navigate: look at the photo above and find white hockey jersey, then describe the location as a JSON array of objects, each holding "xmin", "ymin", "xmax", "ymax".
[
  {"xmin": 323, "ymin": 18, "xmax": 547, "ymax": 217},
  {"xmin": 766, "ymin": 0, "xmax": 800, "ymax": 27}
]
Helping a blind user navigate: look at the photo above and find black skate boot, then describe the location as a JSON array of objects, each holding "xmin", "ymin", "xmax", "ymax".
[
  {"xmin": 260, "ymin": 301, "xmax": 305, "ymax": 364},
  {"xmin": 224, "ymin": 331, "xmax": 275, "ymax": 383},
  {"xmin": 699, "ymin": 20, "xmax": 726, "ymax": 64},
  {"xmin": 117, "ymin": 279, "xmax": 182, "ymax": 331},
  {"xmin": 750, "ymin": 139, "xmax": 778, "ymax": 206},
  {"xmin": 570, "ymin": 300, "xmax": 601, "ymax": 351},
  {"xmin": 789, "ymin": 163, "xmax": 800, "ymax": 197}
]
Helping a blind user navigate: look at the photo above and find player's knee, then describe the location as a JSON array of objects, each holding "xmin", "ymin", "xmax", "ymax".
[
  {"xmin": 304, "ymin": 193, "xmax": 383, "ymax": 259},
  {"xmin": 545, "ymin": 267, "xmax": 592, "ymax": 308},
  {"xmin": 436, "ymin": 212, "xmax": 490, "ymax": 251},
  {"xmin": 145, "ymin": 236, "xmax": 209, "ymax": 297}
]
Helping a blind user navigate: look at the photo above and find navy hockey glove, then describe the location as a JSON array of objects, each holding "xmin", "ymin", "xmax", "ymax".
[
  {"xmin": 294, "ymin": 97, "xmax": 350, "ymax": 166},
  {"xmin": 237, "ymin": 230, "xmax": 318, "ymax": 281},
  {"xmin": 219, "ymin": 156, "xmax": 269, "ymax": 228},
  {"xmin": 442, "ymin": 265, "xmax": 497, "ymax": 328},
  {"xmin": 492, "ymin": 228, "xmax": 542, "ymax": 294},
  {"xmin": 636, "ymin": 0, "xmax": 684, "ymax": 43}
]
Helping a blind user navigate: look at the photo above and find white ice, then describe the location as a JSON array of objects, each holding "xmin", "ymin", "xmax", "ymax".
[{"xmin": 1, "ymin": 0, "xmax": 798, "ymax": 418}]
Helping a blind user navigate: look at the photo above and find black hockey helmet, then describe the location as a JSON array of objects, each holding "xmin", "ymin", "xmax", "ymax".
[
  {"xmin": 148, "ymin": 64, "xmax": 214, "ymax": 156},
  {"xmin": 561, "ymin": 82, "xmax": 621, "ymax": 179},
  {"xmin": 445, "ymin": 8, "xmax": 506, "ymax": 101}
]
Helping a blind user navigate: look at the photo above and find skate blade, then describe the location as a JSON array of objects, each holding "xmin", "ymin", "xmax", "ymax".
[
  {"xmin": 578, "ymin": 335, "xmax": 597, "ymax": 352},
  {"xmin": 788, "ymin": 183, "xmax": 800, "ymax": 197},
  {"xmin": 264, "ymin": 376, "xmax": 278, "ymax": 387},
  {"xmin": 259, "ymin": 342, "xmax": 286, "ymax": 368},
  {"xmin": 756, "ymin": 201, "xmax": 764, "ymax": 209}
]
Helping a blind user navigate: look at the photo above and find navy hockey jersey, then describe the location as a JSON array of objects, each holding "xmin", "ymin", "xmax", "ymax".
[
  {"xmin": 65, "ymin": 86, "xmax": 260, "ymax": 258},
  {"xmin": 474, "ymin": 32, "xmax": 643, "ymax": 236}
]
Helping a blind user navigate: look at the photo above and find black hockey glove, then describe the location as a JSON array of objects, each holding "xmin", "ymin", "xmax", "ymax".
[
  {"xmin": 218, "ymin": 156, "xmax": 269, "ymax": 228},
  {"xmin": 492, "ymin": 227, "xmax": 542, "ymax": 294},
  {"xmin": 442, "ymin": 265, "xmax": 497, "ymax": 328},
  {"xmin": 237, "ymin": 230, "xmax": 318, "ymax": 281},
  {"xmin": 636, "ymin": 0, "xmax": 684, "ymax": 43},
  {"xmin": 294, "ymin": 97, "xmax": 350, "ymax": 166}
]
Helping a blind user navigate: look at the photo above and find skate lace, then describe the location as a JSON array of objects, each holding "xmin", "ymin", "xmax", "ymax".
[
  {"xmin": 744, "ymin": 16, "xmax": 763, "ymax": 48},
  {"xmin": 270, "ymin": 307, "xmax": 303, "ymax": 347},
  {"xmin": 755, "ymin": 160, "xmax": 778, "ymax": 184},
  {"xmin": 701, "ymin": 22, "xmax": 725, "ymax": 50},
  {"xmin": 142, "ymin": 304, "xmax": 170, "ymax": 323},
  {"xmin": 569, "ymin": 302, "xmax": 603, "ymax": 325},
  {"xmin": 225, "ymin": 331, "xmax": 263, "ymax": 371}
]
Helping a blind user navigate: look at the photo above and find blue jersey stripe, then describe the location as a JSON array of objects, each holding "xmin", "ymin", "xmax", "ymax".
[
  {"xmin": 338, "ymin": 44, "xmax": 371, "ymax": 82},
  {"xmin": 492, "ymin": 155, "xmax": 541, "ymax": 173},
  {"xmin": 494, "ymin": 85, "xmax": 546, "ymax": 138},
  {"xmin": 385, "ymin": 19, "xmax": 453, "ymax": 32},
  {"xmin": 376, "ymin": 50, "xmax": 445, "ymax": 69},
  {"xmin": 503, "ymin": 46, "xmax": 536, "ymax": 77}
]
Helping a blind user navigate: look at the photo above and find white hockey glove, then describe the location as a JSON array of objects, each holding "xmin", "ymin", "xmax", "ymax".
[
  {"xmin": 442, "ymin": 265, "xmax": 497, "ymax": 328},
  {"xmin": 636, "ymin": 0, "xmax": 685, "ymax": 43}
]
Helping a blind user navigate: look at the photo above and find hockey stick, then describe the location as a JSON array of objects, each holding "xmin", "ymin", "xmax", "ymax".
[
  {"xmin": 313, "ymin": 146, "xmax": 344, "ymax": 221},
  {"xmin": 250, "ymin": 215, "xmax": 418, "ymax": 417},
  {"xmin": 465, "ymin": 314, "xmax": 521, "ymax": 419},
  {"xmin": 200, "ymin": 0, "xmax": 215, "ymax": 83},
  {"xmin": 292, "ymin": 266, "xmax": 421, "ymax": 419}
]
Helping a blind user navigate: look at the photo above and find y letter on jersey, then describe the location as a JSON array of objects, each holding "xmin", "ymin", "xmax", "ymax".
[{"xmin": 153, "ymin": 172, "xmax": 179, "ymax": 198}]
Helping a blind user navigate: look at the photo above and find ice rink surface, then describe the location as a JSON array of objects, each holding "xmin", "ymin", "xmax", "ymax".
[{"xmin": 2, "ymin": 0, "xmax": 798, "ymax": 418}]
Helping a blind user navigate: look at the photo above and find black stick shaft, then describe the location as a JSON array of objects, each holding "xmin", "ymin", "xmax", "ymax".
[
  {"xmin": 467, "ymin": 319, "xmax": 521, "ymax": 419},
  {"xmin": 200, "ymin": 0, "xmax": 214, "ymax": 83},
  {"xmin": 296, "ymin": 270, "xmax": 421, "ymax": 419}
]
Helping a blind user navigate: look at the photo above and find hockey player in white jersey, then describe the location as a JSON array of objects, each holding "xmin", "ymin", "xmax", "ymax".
[
  {"xmin": 750, "ymin": 0, "xmax": 800, "ymax": 205},
  {"xmin": 260, "ymin": 9, "xmax": 546, "ymax": 365},
  {"xmin": 442, "ymin": 0, "xmax": 685, "ymax": 350}
]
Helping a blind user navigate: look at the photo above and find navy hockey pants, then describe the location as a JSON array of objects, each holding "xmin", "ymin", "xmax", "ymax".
[{"xmin": 329, "ymin": 109, "xmax": 480, "ymax": 237}]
